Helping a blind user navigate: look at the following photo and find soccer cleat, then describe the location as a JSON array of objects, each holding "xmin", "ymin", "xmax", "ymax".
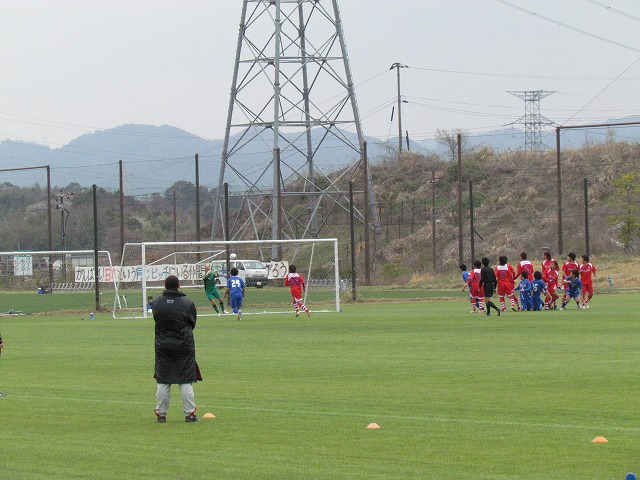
[
  {"xmin": 306, "ymin": 310, "xmax": 310, "ymax": 317},
  {"xmin": 585, "ymin": 303, "xmax": 590, "ymax": 309},
  {"xmin": 237, "ymin": 310, "xmax": 242, "ymax": 321},
  {"xmin": 185, "ymin": 415, "xmax": 199, "ymax": 423},
  {"xmin": 511, "ymin": 307, "xmax": 517, "ymax": 312},
  {"xmin": 295, "ymin": 311, "xmax": 300, "ymax": 317},
  {"xmin": 559, "ymin": 306, "xmax": 565, "ymax": 310},
  {"xmin": 471, "ymin": 310, "xmax": 476, "ymax": 314}
]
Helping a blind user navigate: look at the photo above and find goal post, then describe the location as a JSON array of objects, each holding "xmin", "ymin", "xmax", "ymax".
[
  {"xmin": 113, "ymin": 238, "xmax": 341, "ymax": 319},
  {"xmin": 0, "ymin": 249, "xmax": 116, "ymax": 315}
]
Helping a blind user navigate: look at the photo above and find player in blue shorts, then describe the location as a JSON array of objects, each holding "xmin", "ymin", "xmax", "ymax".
[
  {"xmin": 531, "ymin": 271, "xmax": 549, "ymax": 311},
  {"xmin": 560, "ymin": 269, "xmax": 583, "ymax": 310},
  {"xmin": 515, "ymin": 271, "xmax": 533, "ymax": 311},
  {"xmin": 225, "ymin": 267, "xmax": 246, "ymax": 321}
]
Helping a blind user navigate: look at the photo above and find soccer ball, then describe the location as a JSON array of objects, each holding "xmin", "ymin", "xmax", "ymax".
[
  {"xmin": 147, "ymin": 308, "xmax": 153, "ymax": 314},
  {"xmin": 230, "ymin": 253, "xmax": 237, "ymax": 259}
]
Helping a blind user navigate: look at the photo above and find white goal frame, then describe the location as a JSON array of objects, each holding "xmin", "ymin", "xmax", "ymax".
[
  {"xmin": 0, "ymin": 248, "xmax": 117, "ymax": 301},
  {"xmin": 113, "ymin": 238, "xmax": 340, "ymax": 319}
]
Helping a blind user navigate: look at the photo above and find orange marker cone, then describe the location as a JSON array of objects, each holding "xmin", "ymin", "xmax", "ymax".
[
  {"xmin": 592, "ymin": 436, "xmax": 608, "ymax": 443},
  {"xmin": 203, "ymin": 412, "xmax": 216, "ymax": 419},
  {"xmin": 367, "ymin": 423, "xmax": 380, "ymax": 429}
]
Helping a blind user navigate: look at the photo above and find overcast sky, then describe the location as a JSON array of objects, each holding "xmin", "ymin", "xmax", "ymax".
[{"xmin": 1, "ymin": 0, "xmax": 639, "ymax": 148}]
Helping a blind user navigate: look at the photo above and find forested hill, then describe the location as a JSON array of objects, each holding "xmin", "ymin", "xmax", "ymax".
[{"xmin": 368, "ymin": 140, "xmax": 640, "ymax": 281}]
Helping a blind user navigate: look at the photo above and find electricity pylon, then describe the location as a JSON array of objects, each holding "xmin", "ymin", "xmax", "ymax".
[
  {"xmin": 508, "ymin": 90, "xmax": 555, "ymax": 153},
  {"xmin": 211, "ymin": 0, "xmax": 380, "ymax": 248}
]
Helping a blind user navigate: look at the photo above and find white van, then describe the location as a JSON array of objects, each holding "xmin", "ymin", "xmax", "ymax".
[{"xmin": 210, "ymin": 259, "xmax": 269, "ymax": 288}]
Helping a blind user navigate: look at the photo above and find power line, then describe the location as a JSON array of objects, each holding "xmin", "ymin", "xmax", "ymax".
[
  {"xmin": 584, "ymin": 0, "xmax": 640, "ymax": 23},
  {"xmin": 410, "ymin": 66, "xmax": 640, "ymax": 81},
  {"xmin": 561, "ymin": 55, "xmax": 640, "ymax": 127},
  {"xmin": 495, "ymin": 0, "xmax": 640, "ymax": 53}
]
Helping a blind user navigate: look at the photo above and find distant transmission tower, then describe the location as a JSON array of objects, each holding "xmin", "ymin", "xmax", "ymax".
[
  {"xmin": 211, "ymin": 0, "xmax": 380, "ymax": 247},
  {"xmin": 508, "ymin": 90, "xmax": 555, "ymax": 153}
]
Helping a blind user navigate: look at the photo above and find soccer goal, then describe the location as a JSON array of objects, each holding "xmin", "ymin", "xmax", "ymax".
[
  {"xmin": 0, "ymin": 249, "xmax": 116, "ymax": 315},
  {"xmin": 112, "ymin": 238, "xmax": 341, "ymax": 319}
]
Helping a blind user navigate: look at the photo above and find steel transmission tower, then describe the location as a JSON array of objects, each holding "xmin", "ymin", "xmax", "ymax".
[
  {"xmin": 211, "ymin": 0, "xmax": 380, "ymax": 247},
  {"xmin": 508, "ymin": 90, "xmax": 555, "ymax": 152}
]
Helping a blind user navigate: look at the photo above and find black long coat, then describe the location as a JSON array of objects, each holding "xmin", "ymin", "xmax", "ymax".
[{"xmin": 153, "ymin": 289, "xmax": 198, "ymax": 384}]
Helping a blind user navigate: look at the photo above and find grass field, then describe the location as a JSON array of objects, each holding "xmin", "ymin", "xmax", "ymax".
[{"xmin": 1, "ymin": 293, "xmax": 639, "ymax": 479}]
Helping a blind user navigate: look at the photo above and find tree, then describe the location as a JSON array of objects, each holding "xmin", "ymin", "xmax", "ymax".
[
  {"xmin": 435, "ymin": 128, "xmax": 470, "ymax": 161},
  {"xmin": 607, "ymin": 172, "xmax": 640, "ymax": 253}
]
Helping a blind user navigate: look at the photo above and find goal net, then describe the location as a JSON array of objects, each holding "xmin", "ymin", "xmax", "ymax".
[
  {"xmin": 113, "ymin": 238, "xmax": 341, "ymax": 319},
  {"xmin": 0, "ymin": 249, "xmax": 116, "ymax": 315}
]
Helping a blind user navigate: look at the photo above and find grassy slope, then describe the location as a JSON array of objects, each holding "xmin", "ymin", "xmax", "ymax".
[{"xmin": 1, "ymin": 293, "xmax": 639, "ymax": 479}]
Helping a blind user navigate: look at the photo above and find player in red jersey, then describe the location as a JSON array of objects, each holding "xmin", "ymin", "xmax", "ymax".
[
  {"xmin": 494, "ymin": 256, "xmax": 520, "ymax": 312},
  {"xmin": 542, "ymin": 260, "xmax": 560, "ymax": 309},
  {"xmin": 284, "ymin": 264, "xmax": 310, "ymax": 317},
  {"xmin": 467, "ymin": 260, "xmax": 484, "ymax": 313},
  {"xmin": 542, "ymin": 251, "xmax": 556, "ymax": 271},
  {"xmin": 561, "ymin": 252, "xmax": 579, "ymax": 281},
  {"xmin": 516, "ymin": 252, "xmax": 534, "ymax": 281},
  {"xmin": 579, "ymin": 254, "xmax": 597, "ymax": 308}
]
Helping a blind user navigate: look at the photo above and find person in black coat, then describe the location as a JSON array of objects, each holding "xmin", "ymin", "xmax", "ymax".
[
  {"xmin": 153, "ymin": 275, "xmax": 200, "ymax": 423},
  {"xmin": 481, "ymin": 257, "xmax": 501, "ymax": 316}
]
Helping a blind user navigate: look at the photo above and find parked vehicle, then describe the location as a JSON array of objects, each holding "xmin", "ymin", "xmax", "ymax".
[{"xmin": 209, "ymin": 259, "xmax": 269, "ymax": 287}]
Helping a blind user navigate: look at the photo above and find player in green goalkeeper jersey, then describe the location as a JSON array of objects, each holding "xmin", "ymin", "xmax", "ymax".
[{"xmin": 203, "ymin": 264, "xmax": 227, "ymax": 315}]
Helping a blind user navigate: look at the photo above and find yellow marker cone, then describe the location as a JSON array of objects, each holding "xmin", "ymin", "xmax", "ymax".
[
  {"xmin": 203, "ymin": 412, "xmax": 216, "ymax": 419},
  {"xmin": 367, "ymin": 423, "xmax": 380, "ymax": 429},
  {"xmin": 592, "ymin": 436, "xmax": 608, "ymax": 443}
]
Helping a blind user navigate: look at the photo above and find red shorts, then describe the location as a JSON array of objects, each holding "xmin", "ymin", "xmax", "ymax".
[
  {"xmin": 547, "ymin": 285, "xmax": 557, "ymax": 296},
  {"xmin": 582, "ymin": 283, "xmax": 594, "ymax": 295},
  {"xmin": 471, "ymin": 286, "xmax": 482, "ymax": 298},
  {"xmin": 497, "ymin": 284, "xmax": 514, "ymax": 296}
]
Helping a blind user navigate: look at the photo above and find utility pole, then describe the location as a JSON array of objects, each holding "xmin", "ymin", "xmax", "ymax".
[
  {"xmin": 56, "ymin": 191, "xmax": 73, "ymax": 280},
  {"xmin": 390, "ymin": 62, "xmax": 408, "ymax": 152},
  {"xmin": 195, "ymin": 153, "xmax": 200, "ymax": 242},
  {"xmin": 469, "ymin": 180, "xmax": 475, "ymax": 262},
  {"xmin": 119, "ymin": 160, "xmax": 124, "ymax": 259},
  {"xmin": 457, "ymin": 133, "xmax": 463, "ymax": 265},
  {"xmin": 430, "ymin": 169, "xmax": 437, "ymax": 271},
  {"xmin": 172, "ymin": 191, "xmax": 177, "ymax": 242}
]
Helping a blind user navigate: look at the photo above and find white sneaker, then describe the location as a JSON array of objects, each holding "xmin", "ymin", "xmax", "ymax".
[
  {"xmin": 471, "ymin": 310, "xmax": 476, "ymax": 314},
  {"xmin": 237, "ymin": 310, "xmax": 242, "ymax": 321},
  {"xmin": 295, "ymin": 311, "xmax": 300, "ymax": 317},
  {"xmin": 585, "ymin": 303, "xmax": 589, "ymax": 309},
  {"xmin": 559, "ymin": 307, "xmax": 565, "ymax": 310}
]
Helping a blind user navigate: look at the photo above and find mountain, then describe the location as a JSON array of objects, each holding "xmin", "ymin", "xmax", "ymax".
[
  {"xmin": 0, "ymin": 124, "xmax": 387, "ymax": 193},
  {"xmin": 2, "ymin": 116, "xmax": 639, "ymax": 192}
]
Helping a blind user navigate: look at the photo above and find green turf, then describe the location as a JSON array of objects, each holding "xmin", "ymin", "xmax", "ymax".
[{"xmin": 1, "ymin": 294, "xmax": 639, "ymax": 479}]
